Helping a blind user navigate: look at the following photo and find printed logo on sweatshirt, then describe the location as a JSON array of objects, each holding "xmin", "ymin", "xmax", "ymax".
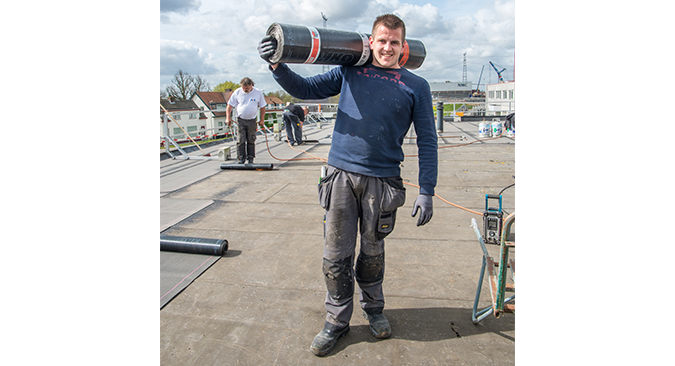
[{"xmin": 357, "ymin": 67, "xmax": 406, "ymax": 86}]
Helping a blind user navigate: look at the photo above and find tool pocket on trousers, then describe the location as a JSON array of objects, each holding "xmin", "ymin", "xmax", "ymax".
[
  {"xmin": 377, "ymin": 177, "xmax": 406, "ymax": 238},
  {"xmin": 380, "ymin": 177, "xmax": 406, "ymax": 212},
  {"xmin": 317, "ymin": 168, "xmax": 338, "ymax": 210},
  {"xmin": 377, "ymin": 211, "xmax": 395, "ymax": 237}
]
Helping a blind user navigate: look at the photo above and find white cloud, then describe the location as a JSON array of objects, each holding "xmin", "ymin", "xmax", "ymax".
[
  {"xmin": 393, "ymin": 3, "xmax": 447, "ymax": 37},
  {"xmin": 160, "ymin": 39, "xmax": 218, "ymax": 76},
  {"xmin": 160, "ymin": 0, "xmax": 201, "ymax": 14},
  {"xmin": 159, "ymin": 0, "xmax": 515, "ymax": 93}
]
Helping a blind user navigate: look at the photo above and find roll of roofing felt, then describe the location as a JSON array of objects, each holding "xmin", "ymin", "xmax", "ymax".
[
  {"xmin": 265, "ymin": 23, "xmax": 426, "ymax": 70},
  {"xmin": 160, "ymin": 235, "xmax": 228, "ymax": 256}
]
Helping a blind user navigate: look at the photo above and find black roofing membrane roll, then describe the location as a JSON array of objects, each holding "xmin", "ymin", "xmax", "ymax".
[
  {"xmin": 160, "ymin": 235, "xmax": 228, "ymax": 256},
  {"xmin": 265, "ymin": 23, "xmax": 426, "ymax": 70}
]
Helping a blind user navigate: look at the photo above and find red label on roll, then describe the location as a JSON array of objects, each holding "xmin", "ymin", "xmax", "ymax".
[
  {"xmin": 399, "ymin": 41, "xmax": 410, "ymax": 67},
  {"xmin": 305, "ymin": 27, "xmax": 321, "ymax": 64}
]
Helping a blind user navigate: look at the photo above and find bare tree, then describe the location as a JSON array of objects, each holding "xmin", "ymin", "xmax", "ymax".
[
  {"xmin": 192, "ymin": 75, "xmax": 210, "ymax": 93},
  {"xmin": 163, "ymin": 70, "xmax": 211, "ymax": 100}
]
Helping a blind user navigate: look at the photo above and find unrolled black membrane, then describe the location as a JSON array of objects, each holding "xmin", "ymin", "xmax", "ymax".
[
  {"xmin": 220, "ymin": 163, "xmax": 274, "ymax": 170},
  {"xmin": 265, "ymin": 23, "xmax": 426, "ymax": 70},
  {"xmin": 160, "ymin": 235, "xmax": 228, "ymax": 256}
]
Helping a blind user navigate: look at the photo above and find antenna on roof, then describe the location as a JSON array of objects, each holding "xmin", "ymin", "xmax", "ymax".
[
  {"xmin": 321, "ymin": 13, "xmax": 329, "ymax": 73},
  {"xmin": 462, "ymin": 53, "xmax": 467, "ymax": 83}
]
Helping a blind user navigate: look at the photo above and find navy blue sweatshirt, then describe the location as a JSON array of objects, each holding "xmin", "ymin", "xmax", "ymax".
[
  {"xmin": 272, "ymin": 63, "xmax": 438, "ymax": 195},
  {"xmin": 285, "ymin": 104, "xmax": 305, "ymax": 122}
]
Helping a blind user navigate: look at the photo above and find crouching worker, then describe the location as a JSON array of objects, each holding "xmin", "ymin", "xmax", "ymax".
[
  {"xmin": 283, "ymin": 102, "xmax": 307, "ymax": 146},
  {"xmin": 258, "ymin": 13, "xmax": 438, "ymax": 357}
]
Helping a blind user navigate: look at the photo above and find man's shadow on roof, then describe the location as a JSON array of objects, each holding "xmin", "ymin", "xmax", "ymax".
[{"xmin": 329, "ymin": 306, "xmax": 514, "ymax": 355}]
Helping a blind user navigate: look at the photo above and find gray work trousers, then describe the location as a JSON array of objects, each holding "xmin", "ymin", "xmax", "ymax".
[
  {"xmin": 317, "ymin": 166, "xmax": 406, "ymax": 327},
  {"xmin": 283, "ymin": 111, "xmax": 303, "ymax": 144},
  {"xmin": 236, "ymin": 118, "xmax": 257, "ymax": 161}
]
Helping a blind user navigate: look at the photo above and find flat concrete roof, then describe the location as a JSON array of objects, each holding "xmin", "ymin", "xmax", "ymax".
[{"xmin": 160, "ymin": 120, "xmax": 515, "ymax": 365}]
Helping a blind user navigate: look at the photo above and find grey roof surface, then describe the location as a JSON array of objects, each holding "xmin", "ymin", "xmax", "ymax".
[{"xmin": 160, "ymin": 120, "xmax": 516, "ymax": 365}]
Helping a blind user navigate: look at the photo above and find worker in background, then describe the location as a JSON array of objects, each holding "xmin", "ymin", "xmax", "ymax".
[
  {"xmin": 258, "ymin": 13, "xmax": 438, "ymax": 357},
  {"xmin": 505, "ymin": 112, "xmax": 515, "ymax": 132},
  {"xmin": 225, "ymin": 77, "xmax": 267, "ymax": 164},
  {"xmin": 283, "ymin": 102, "xmax": 308, "ymax": 146}
]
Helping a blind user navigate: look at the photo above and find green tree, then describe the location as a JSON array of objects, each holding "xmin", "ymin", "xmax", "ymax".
[
  {"xmin": 266, "ymin": 90, "xmax": 297, "ymax": 104},
  {"xmin": 213, "ymin": 81, "xmax": 240, "ymax": 92}
]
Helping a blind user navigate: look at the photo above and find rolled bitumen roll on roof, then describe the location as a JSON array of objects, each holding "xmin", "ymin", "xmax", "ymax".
[
  {"xmin": 160, "ymin": 235, "xmax": 228, "ymax": 256},
  {"xmin": 265, "ymin": 23, "xmax": 426, "ymax": 70}
]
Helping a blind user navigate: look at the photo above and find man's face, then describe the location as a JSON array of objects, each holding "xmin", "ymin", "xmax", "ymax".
[
  {"xmin": 242, "ymin": 84, "xmax": 253, "ymax": 93},
  {"xmin": 369, "ymin": 24, "xmax": 403, "ymax": 69}
]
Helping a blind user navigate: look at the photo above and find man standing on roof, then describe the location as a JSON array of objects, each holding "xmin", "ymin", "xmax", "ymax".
[
  {"xmin": 259, "ymin": 14, "xmax": 438, "ymax": 357},
  {"xmin": 283, "ymin": 102, "xmax": 308, "ymax": 146},
  {"xmin": 226, "ymin": 77, "xmax": 267, "ymax": 164}
]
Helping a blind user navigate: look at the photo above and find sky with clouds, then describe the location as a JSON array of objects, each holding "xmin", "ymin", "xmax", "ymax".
[{"xmin": 160, "ymin": 0, "xmax": 515, "ymax": 95}]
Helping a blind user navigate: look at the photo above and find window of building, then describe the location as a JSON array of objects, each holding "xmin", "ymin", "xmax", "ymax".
[
  {"xmin": 187, "ymin": 126, "xmax": 198, "ymax": 137},
  {"xmin": 172, "ymin": 114, "xmax": 181, "ymax": 120},
  {"xmin": 509, "ymin": 90, "xmax": 514, "ymax": 99},
  {"xmin": 489, "ymin": 90, "xmax": 494, "ymax": 99},
  {"xmin": 189, "ymin": 113, "xmax": 197, "ymax": 119}
]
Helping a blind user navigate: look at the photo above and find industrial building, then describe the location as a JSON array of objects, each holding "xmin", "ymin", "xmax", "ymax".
[{"xmin": 429, "ymin": 81, "xmax": 473, "ymax": 100}]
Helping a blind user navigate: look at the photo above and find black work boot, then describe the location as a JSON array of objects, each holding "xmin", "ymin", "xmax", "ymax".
[
  {"xmin": 310, "ymin": 322, "xmax": 350, "ymax": 357},
  {"xmin": 363, "ymin": 310, "xmax": 391, "ymax": 339}
]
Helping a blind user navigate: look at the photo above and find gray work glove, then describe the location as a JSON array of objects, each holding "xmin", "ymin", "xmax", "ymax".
[
  {"xmin": 411, "ymin": 194, "xmax": 433, "ymax": 226},
  {"xmin": 257, "ymin": 35, "xmax": 277, "ymax": 63}
]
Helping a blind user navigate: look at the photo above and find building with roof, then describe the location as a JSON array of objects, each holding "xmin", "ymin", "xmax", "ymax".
[
  {"xmin": 160, "ymin": 98, "xmax": 208, "ymax": 142},
  {"xmin": 430, "ymin": 81, "xmax": 473, "ymax": 101},
  {"xmin": 191, "ymin": 91, "xmax": 234, "ymax": 138},
  {"xmin": 485, "ymin": 81, "xmax": 515, "ymax": 116}
]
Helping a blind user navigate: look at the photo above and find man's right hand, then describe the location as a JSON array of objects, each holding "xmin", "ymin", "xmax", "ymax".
[{"xmin": 258, "ymin": 35, "xmax": 277, "ymax": 63}]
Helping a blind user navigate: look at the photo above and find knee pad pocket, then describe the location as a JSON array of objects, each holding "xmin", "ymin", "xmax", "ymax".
[
  {"xmin": 355, "ymin": 253, "xmax": 384, "ymax": 286},
  {"xmin": 323, "ymin": 257, "xmax": 354, "ymax": 300}
]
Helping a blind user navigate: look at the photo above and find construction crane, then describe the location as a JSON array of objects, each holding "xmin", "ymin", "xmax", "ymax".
[
  {"xmin": 472, "ymin": 65, "xmax": 485, "ymax": 97},
  {"xmin": 489, "ymin": 61, "xmax": 506, "ymax": 83}
]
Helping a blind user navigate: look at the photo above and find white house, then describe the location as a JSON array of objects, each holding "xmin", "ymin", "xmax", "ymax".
[
  {"xmin": 191, "ymin": 91, "xmax": 234, "ymax": 138},
  {"xmin": 485, "ymin": 81, "xmax": 515, "ymax": 116},
  {"xmin": 159, "ymin": 98, "xmax": 208, "ymax": 142}
]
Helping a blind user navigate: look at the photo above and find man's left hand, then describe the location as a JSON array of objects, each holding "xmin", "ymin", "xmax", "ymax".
[{"xmin": 411, "ymin": 194, "xmax": 434, "ymax": 226}]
